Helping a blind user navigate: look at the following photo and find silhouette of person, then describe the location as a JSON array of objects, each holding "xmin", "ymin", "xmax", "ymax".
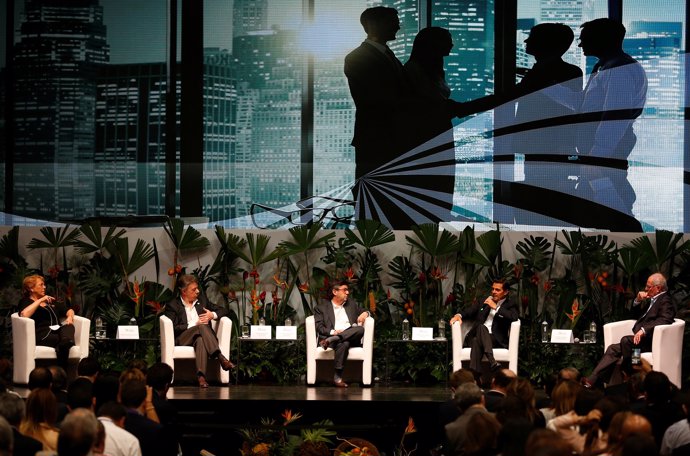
[
  {"xmin": 541, "ymin": 18, "xmax": 647, "ymax": 232},
  {"xmin": 575, "ymin": 18, "xmax": 646, "ymax": 232},
  {"xmin": 344, "ymin": 6, "xmax": 410, "ymax": 228},
  {"xmin": 401, "ymin": 26, "xmax": 462, "ymax": 224},
  {"xmin": 505, "ymin": 23, "xmax": 583, "ymax": 225}
]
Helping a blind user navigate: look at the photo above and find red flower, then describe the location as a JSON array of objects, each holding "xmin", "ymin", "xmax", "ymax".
[
  {"xmin": 273, "ymin": 274, "xmax": 287, "ymax": 289},
  {"xmin": 514, "ymin": 263, "xmax": 523, "ymax": 279},
  {"xmin": 543, "ymin": 280, "xmax": 553, "ymax": 292},
  {"xmin": 259, "ymin": 291, "xmax": 267, "ymax": 303},
  {"xmin": 418, "ymin": 272, "xmax": 426, "ymax": 284},
  {"xmin": 430, "ymin": 266, "xmax": 447, "ymax": 281},
  {"xmin": 146, "ymin": 301, "xmax": 162, "ymax": 314},
  {"xmin": 227, "ymin": 289, "xmax": 237, "ymax": 300},
  {"xmin": 298, "ymin": 283, "xmax": 309, "ymax": 293},
  {"xmin": 530, "ymin": 275, "xmax": 540, "ymax": 285},
  {"xmin": 242, "ymin": 271, "xmax": 249, "ymax": 281},
  {"xmin": 445, "ymin": 293, "xmax": 456, "ymax": 305},
  {"xmin": 48, "ymin": 266, "xmax": 60, "ymax": 279},
  {"xmin": 343, "ymin": 267, "xmax": 355, "ymax": 281}
]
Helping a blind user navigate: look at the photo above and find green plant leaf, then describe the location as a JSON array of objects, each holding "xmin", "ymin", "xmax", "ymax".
[
  {"xmin": 163, "ymin": 218, "xmax": 210, "ymax": 252},
  {"xmin": 280, "ymin": 223, "xmax": 336, "ymax": 256},
  {"xmin": 344, "ymin": 219, "xmax": 395, "ymax": 249},
  {"xmin": 109, "ymin": 238, "xmax": 155, "ymax": 277},
  {"xmin": 0, "ymin": 227, "xmax": 28, "ymax": 268},
  {"xmin": 27, "ymin": 225, "xmax": 81, "ymax": 251},
  {"xmin": 74, "ymin": 221, "xmax": 125, "ymax": 254},
  {"xmin": 405, "ymin": 223, "xmax": 459, "ymax": 261}
]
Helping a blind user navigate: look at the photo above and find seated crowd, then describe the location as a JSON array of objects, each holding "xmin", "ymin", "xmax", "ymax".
[
  {"xmin": 440, "ymin": 362, "xmax": 690, "ymax": 456},
  {"xmin": 0, "ymin": 358, "xmax": 178, "ymax": 456}
]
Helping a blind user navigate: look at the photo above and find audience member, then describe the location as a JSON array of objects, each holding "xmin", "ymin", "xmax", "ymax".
[
  {"xmin": 485, "ymin": 369, "xmax": 515, "ymax": 413},
  {"xmin": 97, "ymin": 401, "xmax": 142, "ymax": 456},
  {"xmin": 19, "ymin": 388, "xmax": 59, "ymax": 451},
  {"xmin": 464, "ymin": 411, "xmax": 501, "ymax": 456},
  {"xmin": 67, "ymin": 377, "xmax": 95, "ymax": 411},
  {"xmin": 524, "ymin": 428, "xmax": 575, "ymax": 456},
  {"xmin": 93, "ymin": 373, "xmax": 120, "ymax": 414},
  {"xmin": 0, "ymin": 416, "xmax": 12, "ymax": 456},
  {"xmin": 28, "ymin": 367, "xmax": 52, "ymax": 391},
  {"xmin": 506, "ymin": 377, "xmax": 545, "ymax": 427},
  {"xmin": 58, "ymin": 408, "xmax": 99, "ymax": 456},
  {"xmin": 0, "ymin": 392, "xmax": 42, "ymax": 456},
  {"xmin": 146, "ymin": 362, "xmax": 176, "ymax": 427},
  {"xmin": 120, "ymin": 379, "xmax": 176, "ymax": 456},
  {"xmin": 445, "ymin": 383, "xmax": 490, "ymax": 454},
  {"xmin": 638, "ymin": 371, "xmax": 683, "ymax": 446},
  {"xmin": 659, "ymin": 392, "xmax": 690, "ymax": 455},
  {"xmin": 77, "ymin": 357, "xmax": 101, "ymax": 382}
]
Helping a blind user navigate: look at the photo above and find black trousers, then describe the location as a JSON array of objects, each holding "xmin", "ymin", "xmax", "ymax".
[
  {"xmin": 589, "ymin": 335, "xmax": 651, "ymax": 384},
  {"xmin": 176, "ymin": 324, "xmax": 221, "ymax": 377},
  {"xmin": 327, "ymin": 325, "xmax": 365, "ymax": 372},
  {"xmin": 41, "ymin": 324, "xmax": 75, "ymax": 368},
  {"xmin": 464, "ymin": 324, "xmax": 505, "ymax": 372}
]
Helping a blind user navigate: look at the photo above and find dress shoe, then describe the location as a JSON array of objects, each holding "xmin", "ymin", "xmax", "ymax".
[
  {"xmin": 319, "ymin": 339, "xmax": 329, "ymax": 349},
  {"xmin": 490, "ymin": 362, "xmax": 501, "ymax": 372},
  {"xmin": 198, "ymin": 375, "xmax": 209, "ymax": 388},
  {"xmin": 218, "ymin": 354, "xmax": 235, "ymax": 371},
  {"xmin": 333, "ymin": 379, "xmax": 348, "ymax": 388}
]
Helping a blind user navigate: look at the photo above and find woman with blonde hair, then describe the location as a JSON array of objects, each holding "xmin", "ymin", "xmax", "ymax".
[
  {"xmin": 19, "ymin": 274, "xmax": 75, "ymax": 367},
  {"xmin": 19, "ymin": 387, "xmax": 59, "ymax": 451}
]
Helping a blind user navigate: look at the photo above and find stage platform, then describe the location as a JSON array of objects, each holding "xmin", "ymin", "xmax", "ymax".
[{"xmin": 168, "ymin": 383, "xmax": 449, "ymax": 455}]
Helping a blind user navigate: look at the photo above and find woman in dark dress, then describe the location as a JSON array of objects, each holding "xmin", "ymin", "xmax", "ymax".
[{"xmin": 18, "ymin": 275, "xmax": 75, "ymax": 368}]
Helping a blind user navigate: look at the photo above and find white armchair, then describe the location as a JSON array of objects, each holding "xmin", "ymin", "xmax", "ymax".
[
  {"xmin": 11, "ymin": 313, "xmax": 90, "ymax": 385},
  {"xmin": 603, "ymin": 318, "xmax": 685, "ymax": 387},
  {"xmin": 451, "ymin": 319, "xmax": 521, "ymax": 373},
  {"xmin": 305, "ymin": 315, "xmax": 375, "ymax": 386},
  {"xmin": 159, "ymin": 315, "xmax": 232, "ymax": 384}
]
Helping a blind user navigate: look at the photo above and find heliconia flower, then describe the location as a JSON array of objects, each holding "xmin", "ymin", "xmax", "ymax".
[
  {"xmin": 250, "ymin": 289, "xmax": 260, "ymax": 310},
  {"xmin": 343, "ymin": 267, "xmax": 355, "ymax": 280},
  {"xmin": 243, "ymin": 271, "xmax": 249, "ymax": 281},
  {"xmin": 543, "ymin": 280, "xmax": 553, "ymax": 292},
  {"xmin": 387, "ymin": 289, "xmax": 391, "ymax": 299},
  {"xmin": 130, "ymin": 280, "xmax": 144, "ymax": 303},
  {"xmin": 368, "ymin": 290, "xmax": 376, "ymax": 314},
  {"xmin": 587, "ymin": 272, "xmax": 595, "ymax": 281},
  {"xmin": 514, "ymin": 263, "xmax": 523, "ymax": 279},
  {"xmin": 530, "ymin": 275, "xmax": 540, "ymax": 285},
  {"xmin": 64, "ymin": 284, "xmax": 74, "ymax": 301},
  {"xmin": 404, "ymin": 416, "xmax": 417, "ymax": 434},
  {"xmin": 174, "ymin": 264, "xmax": 182, "ymax": 273},
  {"xmin": 521, "ymin": 295, "xmax": 529, "ymax": 311},
  {"xmin": 227, "ymin": 289, "xmax": 237, "ymax": 300},
  {"xmin": 272, "ymin": 291, "xmax": 280, "ymax": 305},
  {"xmin": 418, "ymin": 272, "xmax": 426, "ymax": 284},
  {"xmin": 259, "ymin": 291, "xmax": 266, "ymax": 303},
  {"xmin": 430, "ymin": 266, "xmax": 447, "ymax": 281},
  {"xmin": 167, "ymin": 267, "xmax": 175, "ymax": 276},
  {"xmin": 272, "ymin": 274, "xmax": 287, "ymax": 289},
  {"xmin": 249, "ymin": 269, "xmax": 259, "ymax": 278},
  {"xmin": 281, "ymin": 409, "xmax": 302, "ymax": 425},
  {"xmin": 445, "ymin": 293, "xmax": 456, "ymax": 305},
  {"xmin": 298, "ymin": 283, "xmax": 309, "ymax": 293},
  {"xmin": 48, "ymin": 266, "xmax": 60, "ymax": 279},
  {"xmin": 146, "ymin": 301, "xmax": 162, "ymax": 313}
]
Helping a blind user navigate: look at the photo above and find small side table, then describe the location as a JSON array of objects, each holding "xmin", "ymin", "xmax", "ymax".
[{"xmin": 384, "ymin": 338, "xmax": 449, "ymax": 385}]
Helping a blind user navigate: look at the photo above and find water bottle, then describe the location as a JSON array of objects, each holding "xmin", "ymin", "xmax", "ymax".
[
  {"xmin": 129, "ymin": 317, "xmax": 137, "ymax": 326},
  {"xmin": 259, "ymin": 316, "xmax": 266, "ymax": 326},
  {"xmin": 589, "ymin": 320, "xmax": 597, "ymax": 343},
  {"xmin": 402, "ymin": 318, "xmax": 410, "ymax": 341},
  {"xmin": 632, "ymin": 348, "xmax": 641, "ymax": 365},
  {"xmin": 284, "ymin": 317, "xmax": 292, "ymax": 326},
  {"xmin": 541, "ymin": 320, "xmax": 549, "ymax": 343},
  {"xmin": 95, "ymin": 316, "xmax": 105, "ymax": 339},
  {"xmin": 437, "ymin": 319, "xmax": 446, "ymax": 340}
]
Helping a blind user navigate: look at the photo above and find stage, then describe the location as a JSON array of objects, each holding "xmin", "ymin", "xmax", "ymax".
[{"xmin": 168, "ymin": 383, "xmax": 450, "ymax": 455}]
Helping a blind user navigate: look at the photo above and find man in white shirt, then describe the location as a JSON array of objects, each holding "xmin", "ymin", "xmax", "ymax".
[
  {"xmin": 314, "ymin": 282, "xmax": 370, "ymax": 387},
  {"xmin": 97, "ymin": 401, "xmax": 142, "ymax": 456}
]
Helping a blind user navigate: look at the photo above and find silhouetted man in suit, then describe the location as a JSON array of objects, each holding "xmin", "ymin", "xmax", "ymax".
[
  {"xmin": 585, "ymin": 273, "xmax": 675, "ymax": 387},
  {"xmin": 163, "ymin": 274, "xmax": 234, "ymax": 388},
  {"xmin": 345, "ymin": 6, "xmax": 410, "ymax": 227},
  {"xmin": 314, "ymin": 282, "xmax": 370, "ymax": 388},
  {"xmin": 449, "ymin": 280, "xmax": 519, "ymax": 373}
]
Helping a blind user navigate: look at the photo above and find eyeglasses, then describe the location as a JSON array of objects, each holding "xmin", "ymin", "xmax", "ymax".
[
  {"xmin": 336, "ymin": 287, "xmax": 349, "ymax": 292},
  {"xmin": 250, "ymin": 195, "xmax": 354, "ymax": 229}
]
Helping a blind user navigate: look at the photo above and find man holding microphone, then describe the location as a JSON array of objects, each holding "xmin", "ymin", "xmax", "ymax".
[{"xmin": 450, "ymin": 280, "xmax": 519, "ymax": 373}]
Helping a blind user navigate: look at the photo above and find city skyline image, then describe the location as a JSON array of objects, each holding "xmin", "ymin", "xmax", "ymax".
[{"xmin": 0, "ymin": 0, "xmax": 687, "ymax": 232}]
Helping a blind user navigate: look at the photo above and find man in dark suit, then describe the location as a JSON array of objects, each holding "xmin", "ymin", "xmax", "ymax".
[
  {"xmin": 449, "ymin": 280, "xmax": 519, "ymax": 372},
  {"xmin": 585, "ymin": 273, "xmax": 675, "ymax": 387},
  {"xmin": 344, "ymin": 6, "xmax": 411, "ymax": 227},
  {"xmin": 314, "ymin": 282, "xmax": 370, "ymax": 388},
  {"xmin": 121, "ymin": 379, "xmax": 177, "ymax": 456},
  {"xmin": 163, "ymin": 274, "xmax": 234, "ymax": 388}
]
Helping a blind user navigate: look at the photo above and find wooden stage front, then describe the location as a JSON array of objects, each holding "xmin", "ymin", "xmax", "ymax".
[{"xmin": 167, "ymin": 383, "xmax": 450, "ymax": 455}]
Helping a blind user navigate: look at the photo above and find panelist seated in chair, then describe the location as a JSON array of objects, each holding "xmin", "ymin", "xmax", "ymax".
[
  {"xmin": 449, "ymin": 279, "xmax": 519, "ymax": 372},
  {"xmin": 18, "ymin": 274, "xmax": 76, "ymax": 369},
  {"xmin": 584, "ymin": 272, "xmax": 675, "ymax": 388},
  {"xmin": 314, "ymin": 281, "xmax": 371, "ymax": 388},
  {"xmin": 163, "ymin": 274, "xmax": 235, "ymax": 388}
]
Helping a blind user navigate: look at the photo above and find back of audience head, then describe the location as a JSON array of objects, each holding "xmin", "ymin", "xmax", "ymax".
[
  {"xmin": 595, "ymin": 396, "xmax": 628, "ymax": 433},
  {"xmin": 464, "ymin": 412, "xmax": 500, "ymax": 456},
  {"xmin": 146, "ymin": 362, "xmax": 174, "ymax": 391},
  {"xmin": 617, "ymin": 432, "xmax": 658, "ymax": 456},
  {"xmin": 127, "ymin": 359, "xmax": 148, "ymax": 375},
  {"xmin": 574, "ymin": 387, "xmax": 604, "ymax": 417},
  {"xmin": 28, "ymin": 367, "xmax": 52, "ymax": 390},
  {"xmin": 496, "ymin": 395, "xmax": 529, "ymax": 424},
  {"xmin": 497, "ymin": 417, "xmax": 534, "ymax": 456},
  {"xmin": 0, "ymin": 416, "xmax": 11, "ymax": 456},
  {"xmin": 93, "ymin": 373, "xmax": 120, "ymax": 413},
  {"xmin": 58, "ymin": 408, "xmax": 99, "ymax": 456},
  {"xmin": 492, "ymin": 369, "xmax": 515, "ymax": 390},
  {"xmin": 97, "ymin": 400, "xmax": 127, "ymax": 423},
  {"xmin": 525, "ymin": 428, "xmax": 575, "ymax": 456},
  {"xmin": 120, "ymin": 379, "xmax": 147, "ymax": 409},
  {"xmin": 0, "ymin": 392, "xmax": 25, "ymax": 427},
  {"xmin": 119, "ymin": 367, "xmax": 146, "ymax": 385},
  {"xmin": 48, "ymin": 365, "xmax": 68, "ymax": 391},
  {"xmin": 558, "ymin": 367, "xmax": 581, "ymax": 383},
  {"xmin": 551, "ymin": 380, "xmax": 582, "ymax": 416},
  {"xmin": 627, "ymin": 372, "xmax": 646, "ymax": 401},
  {"xmin": 609, "ymin": 412, "xmax": 652, "ymax": 443},
  {"xmin": 643, "ymin": 370, "xmax": 673, "ymax": 404},
  {"xmin": 68, "ymin": 377, "xmax": 95, "ymax": 411},
  {"xmin": 24, "ymin": 387, "xmax": 57, "ymax": 429},
  {"xmin": 77, "ymin": 357, "xmax": 101, "ymax": 380},
  {"xmin": 456, "ymin": 382, "xmax": 484, "ymax": 411}
]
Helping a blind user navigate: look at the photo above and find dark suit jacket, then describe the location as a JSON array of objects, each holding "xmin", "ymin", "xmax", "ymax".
[
  {"xmin": 344, "ymin": 41, "xmax": 408, "ymax": 173},
  {"xmin": 313, "ymin": 299, "xmax": 368, "ymax": 346},
  {"xmin": 125, "ymin": 410, "xmax": 177, "ymax": 456},
  {"xmin": 631, "ymin": 292, "xmax": 675, "ymax": 338},
  {"xmin": 163, "ymin": 295, "xmax": 227, "ymax": 340},
  {"xmin": 460, "ymin": 296, "xmax": 519, "ymax": 348},
  {"xmin": 12, "ymin": 427, "xmax": 43, "ymax": 456}
]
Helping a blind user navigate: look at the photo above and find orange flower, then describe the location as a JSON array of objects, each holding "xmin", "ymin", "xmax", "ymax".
[
  {"xmin": 281, "ymin": 409, "xmax": 302, "ymax": 425},
  {"xmin": 566, "ymin": 299, "xmax": 580, "ymax": 321},
  {"xmin": 167, "ymin": 267, "xmax": 175, "ymax": 276},
  {"xmin": 430, "ymin": 266, "xmax": 447, "ymax": 281},
  {"xmin": 368, "ymin": 290, "xmax": 376, "ymax": 314},
  {"xmin": 146, "ymin": 300, "xmax": 162, "ymax": 314},
  {"xmin": 250, "ymin": 289, "xmax": 261, "ymax": 310},
  {"xmin": 298, "ymin": 283, "xmax": 309, "ymax": 293},
  {"xmin": 175, "ymin": 263, "xmax": 182, "ymax": 273},
  {"xmin": 343, "ymin": 267, "xmax": 355, "ymax": 281},
  {"xmin": 543, "ymin": 280, "xmax": 553, "ymax": 292},
  {"xmin": 404, "ymin": 417, "xmax": 416, "ymax": 435},
  {"xmin": 273, "ymin": 274, "xmax": 287, "ymax": 289},
  {"xmin": 130, "ymin": 280, "xmax": 144, "ymax": 304}
]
